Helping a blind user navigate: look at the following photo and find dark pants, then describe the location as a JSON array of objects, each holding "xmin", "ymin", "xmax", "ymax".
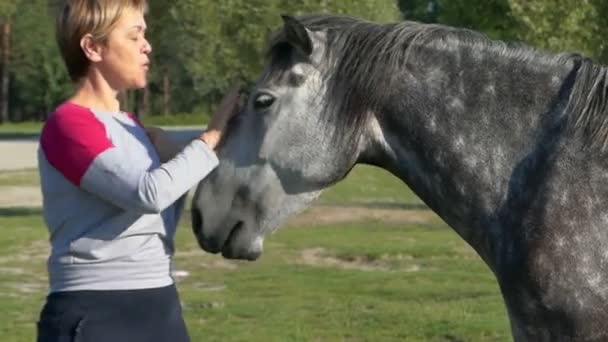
[{"xmin": 36, "ymin": 284, "xmax": 190, "ymax": 342}]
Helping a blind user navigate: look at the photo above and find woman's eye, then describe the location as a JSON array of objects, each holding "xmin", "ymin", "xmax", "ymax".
[{"xmin": 253, "ymin": 93, "xmax": 276, "ymax": 111}]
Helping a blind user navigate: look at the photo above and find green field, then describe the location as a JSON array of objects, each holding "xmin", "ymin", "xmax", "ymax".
[
  {"xmin": 0, "ymin": 115, "xmax": 207, "ymax": 139},
  {"xmin": 0, "ymin": 169, "xmax": 40, "ymax": 187},
  {"xmin": 0, "ymin": 166, "xmax": 511, "ymax": 341}
]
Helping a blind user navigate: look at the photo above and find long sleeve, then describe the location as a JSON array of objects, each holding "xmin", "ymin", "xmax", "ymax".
[
  {"xmin": 81, "ymin": 139, "xmax": 217, "ymax": 213},
  {"xmin": 38, "ymin": 102, "xmax": 216, "ymax": 292},
  {"xmin": 40, "ymin": 102, "xmax": 218, "ymax": 214}
]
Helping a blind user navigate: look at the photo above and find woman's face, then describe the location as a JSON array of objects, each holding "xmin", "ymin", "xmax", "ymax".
[{"xmin": 98, "ymin": 9, "xmax": 152, "ymax": 91}]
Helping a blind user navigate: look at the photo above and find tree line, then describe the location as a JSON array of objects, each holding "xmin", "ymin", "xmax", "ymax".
[{"xmin": 0, "ymin": 0, "xmax": 606, "ymax": 123}]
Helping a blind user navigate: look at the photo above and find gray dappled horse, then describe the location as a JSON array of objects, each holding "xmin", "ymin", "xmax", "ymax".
[{"xmin": 192, "ymin": 15, "xmax": 608, "ymax": 341}]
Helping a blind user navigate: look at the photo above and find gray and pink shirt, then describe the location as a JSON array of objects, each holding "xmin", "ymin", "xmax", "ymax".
[{"xmin": 38, "ymin": 102, "xmax": 218, "ymax": 293}]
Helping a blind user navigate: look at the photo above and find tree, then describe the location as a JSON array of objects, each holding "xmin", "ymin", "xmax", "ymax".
[
  {"xmin": 147, "ymin": 1, "xmax": 184, "ymax": 117},
  {"xmin": 437, "ymin": 0, "xmax": 516, "ymax": 40},
  {"xmin": 508, "ymin": 0, "xmax": 603, "ymax": 61},
  {"xmin": 10, "ymin": 0, "xmax": 71, "ymax": 121},
  {"xmin": 590, "ymin": 0, "xmax": 608, "ymax": 63},
  {"xmin": 0, "ymin": 0, "xmax": 441, "ymax": 122},
  {"xmin": 164, "ymin": 0, "xmax": 400, "ymax": 116},
  {"xmin": 398, "ymin": 0, "xmax": 516, "ymax": 41},
  {"xmin": 0, "ymin": 0, "xmax": 19, "ymax": 123},
  {"xmin": 397, "ymin": 0, "xmax": 607, "ymax": 63},
  {"xmin": 398, "ymin": 0, "xmax": 441, "ymax": 22},
  {"xmin": 0, "ymin": 18, "xmax": 9, "ymax": 123}
]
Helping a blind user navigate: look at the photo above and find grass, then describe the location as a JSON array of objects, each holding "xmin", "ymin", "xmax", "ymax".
[
  {"xmin": 319, "ymin": 165, "xmax": 425, "ymax": 207},
  {"xmin": 0, "ymin": 169, "xmax": 39, "ymax": 187},
  {"xmin": 0, "ymin": 165, "xmax": 512, "ymax": 341},
  {"xmin": 140, "ymin": 113, "xmax": 210, "ymax": 127},
  {"xmin": 0, "ymin": 211, "xmax": 510, "ymax": 341},
  {"xmin": 179, "ymin": 223, "xmax": 510, "ymax": 342},
  {"xmin": 0, "ymin": 122, "xmax": 43, "ymax": 133},
  {"xmin": 0, "ymin": 115, "xmax": 208, "ymax": 135},
  {"xmin": 0, "ymin": 122, "xmax": 43, "ymax": 140},
  {"xmin": 0, "ymin": 157, "xmax": 511, "ymax": 341}
]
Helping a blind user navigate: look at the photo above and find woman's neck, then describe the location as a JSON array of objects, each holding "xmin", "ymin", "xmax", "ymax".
[{"xmin": 69, "ymin": 70, "xmax": 121, "ymax": 113}]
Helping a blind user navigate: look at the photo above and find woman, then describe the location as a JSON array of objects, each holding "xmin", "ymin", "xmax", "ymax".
[{"xmin": 36, "ymin": 1, "xmax": 239, "ymax": 341}]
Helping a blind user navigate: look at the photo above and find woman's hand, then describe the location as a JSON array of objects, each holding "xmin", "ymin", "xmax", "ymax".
[
  {"xmin": 145, "ymin": 126, "xmax": 182, "ymax": 163},
  {"xmin": 199, "ymin": 85, "xmax": 243, "ymax": 150}
]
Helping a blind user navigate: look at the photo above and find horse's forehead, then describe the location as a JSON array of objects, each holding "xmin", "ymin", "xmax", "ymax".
[
  {"xmin": 291, "ymin": 63, "xmax": 309, "ymax": 78},
  {"xmin": 260, "ymin": 61, "xmax": 322, "ymax": 95}
]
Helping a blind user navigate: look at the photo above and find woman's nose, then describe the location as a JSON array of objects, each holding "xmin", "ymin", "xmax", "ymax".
[{"xmin": 142, "ymin": 38, "xmax": 152, "ymax": 54}]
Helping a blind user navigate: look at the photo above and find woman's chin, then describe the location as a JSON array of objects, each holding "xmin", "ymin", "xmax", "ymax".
[{"xmin": 129, "ymin": 78, "xmax": 148, "ymax": 90}]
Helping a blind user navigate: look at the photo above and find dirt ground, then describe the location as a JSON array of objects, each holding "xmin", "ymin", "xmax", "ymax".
[
  {"xmin": 0, "ymin": 141, "xmax": 39, "ymax": 171},
  {"xmin": 286, "ymin": 205, "xmax": 438, "ymax": 226},
  {"xmin": 0, "ymin": 186, "xmax": 42, "ymax": 208}
]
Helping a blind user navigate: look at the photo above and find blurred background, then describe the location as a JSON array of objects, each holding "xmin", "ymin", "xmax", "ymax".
[{"xmin": 0, "ymin": 0, "xmax": 606, "ymax": 126}]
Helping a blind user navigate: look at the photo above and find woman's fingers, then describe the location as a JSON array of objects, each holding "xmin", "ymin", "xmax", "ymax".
[{"xmin": 208, "ymin": 85, "xmax": 242, "ymax": 130}]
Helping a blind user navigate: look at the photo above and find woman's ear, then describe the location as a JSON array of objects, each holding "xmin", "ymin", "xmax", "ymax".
[{"xmin": 80, "ymin": 34, "xmax": 103, "ymax": 62}]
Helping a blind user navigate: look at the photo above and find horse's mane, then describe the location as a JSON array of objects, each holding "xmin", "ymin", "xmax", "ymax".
[
  {"xmin": 566, "ymin": 60, "xmax": 608, "ymax": 150},
  {"xmin": 267, "ymin": 15, "xmax": 608, "ymax": 150}
]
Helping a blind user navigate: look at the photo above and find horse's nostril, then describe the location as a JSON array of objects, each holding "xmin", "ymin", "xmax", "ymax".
[{"xmin": 191, "ymin": 207, "xmax": 202, "ymax": 236}]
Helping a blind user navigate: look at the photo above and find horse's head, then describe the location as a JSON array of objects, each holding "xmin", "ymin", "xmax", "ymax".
[{"xmin": 191, "ymin": 16, "xmax": 369, "ymax": 260}]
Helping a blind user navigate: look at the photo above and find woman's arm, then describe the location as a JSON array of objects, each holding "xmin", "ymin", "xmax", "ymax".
[
  {"xmin": 80, "ymin": 139, "xmax": 217, "ymax": 213},
  {"xmin": 40, "ymin": 108, "xmax": 218, "ymax": 214}
]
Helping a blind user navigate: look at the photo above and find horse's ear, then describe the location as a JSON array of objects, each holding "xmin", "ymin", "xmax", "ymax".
[{"xmin": 281, "ymin": 15, "xmax": 313, "ymax": 57}]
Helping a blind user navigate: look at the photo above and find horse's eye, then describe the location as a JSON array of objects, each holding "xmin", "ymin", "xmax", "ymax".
[{"xmin": 253, "ymin": 93, "xmax": 276, "ymax": 111}]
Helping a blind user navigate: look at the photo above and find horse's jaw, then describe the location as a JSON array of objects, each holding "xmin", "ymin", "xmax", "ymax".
[
  {"xmin": 192, "ymin": 178, "xmax": 322, "ymax": 260},
  {"xmin": 224, "ymin": 192, "xmax": 321, "ymax": 260},
  {"xmin": 219, "ymin": 221, "xmax": 265, "ymax": 261},
  {"xmin": 191, "ymin": 204, "xmax": 263, "ymax": 260}
]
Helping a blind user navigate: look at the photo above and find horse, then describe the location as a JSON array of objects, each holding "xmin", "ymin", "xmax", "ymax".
[{"xmin": 191, "ymin": 14, "xmax": 608, "ymax": 341}]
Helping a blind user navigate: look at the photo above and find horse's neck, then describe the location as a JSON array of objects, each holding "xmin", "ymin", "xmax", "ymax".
[{"xmin": 360, "ymin": 47, "xmax": 577, "ymax": 264}]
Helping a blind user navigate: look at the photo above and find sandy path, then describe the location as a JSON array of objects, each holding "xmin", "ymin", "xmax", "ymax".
[
  {"xmin": 0, "ymin": 186, "xmax": 41, "ymax": 207},
  {"xmin": 0, "ymin": 141, "xmax": 39, "ymax": 171}
]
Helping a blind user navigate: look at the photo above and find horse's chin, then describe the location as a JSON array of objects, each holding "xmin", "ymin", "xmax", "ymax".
[
  {"xmin": 219, "ymin": 223, "xmax": 265, "ymax": 261},
  {"xmin": 221, "ymin": 243, "xmax": 263, "ymax": 260}
]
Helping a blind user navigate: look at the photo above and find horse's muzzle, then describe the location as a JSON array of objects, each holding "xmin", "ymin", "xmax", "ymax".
[
  {"xmin": 220, "ymin": 221, "xmax": 263, "ymax": 260},
  {"xmin": 191, "ymin": 207, "xmax": 223, "ymax": 253},
  {"xmin": 192, "ymin": 207, "xmax": 262, "ymax": 260}
]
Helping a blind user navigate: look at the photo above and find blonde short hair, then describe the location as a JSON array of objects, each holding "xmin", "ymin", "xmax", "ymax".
[{"xmin": 55, "ymin": 0, "xmax": 148, "ymax": 82}]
